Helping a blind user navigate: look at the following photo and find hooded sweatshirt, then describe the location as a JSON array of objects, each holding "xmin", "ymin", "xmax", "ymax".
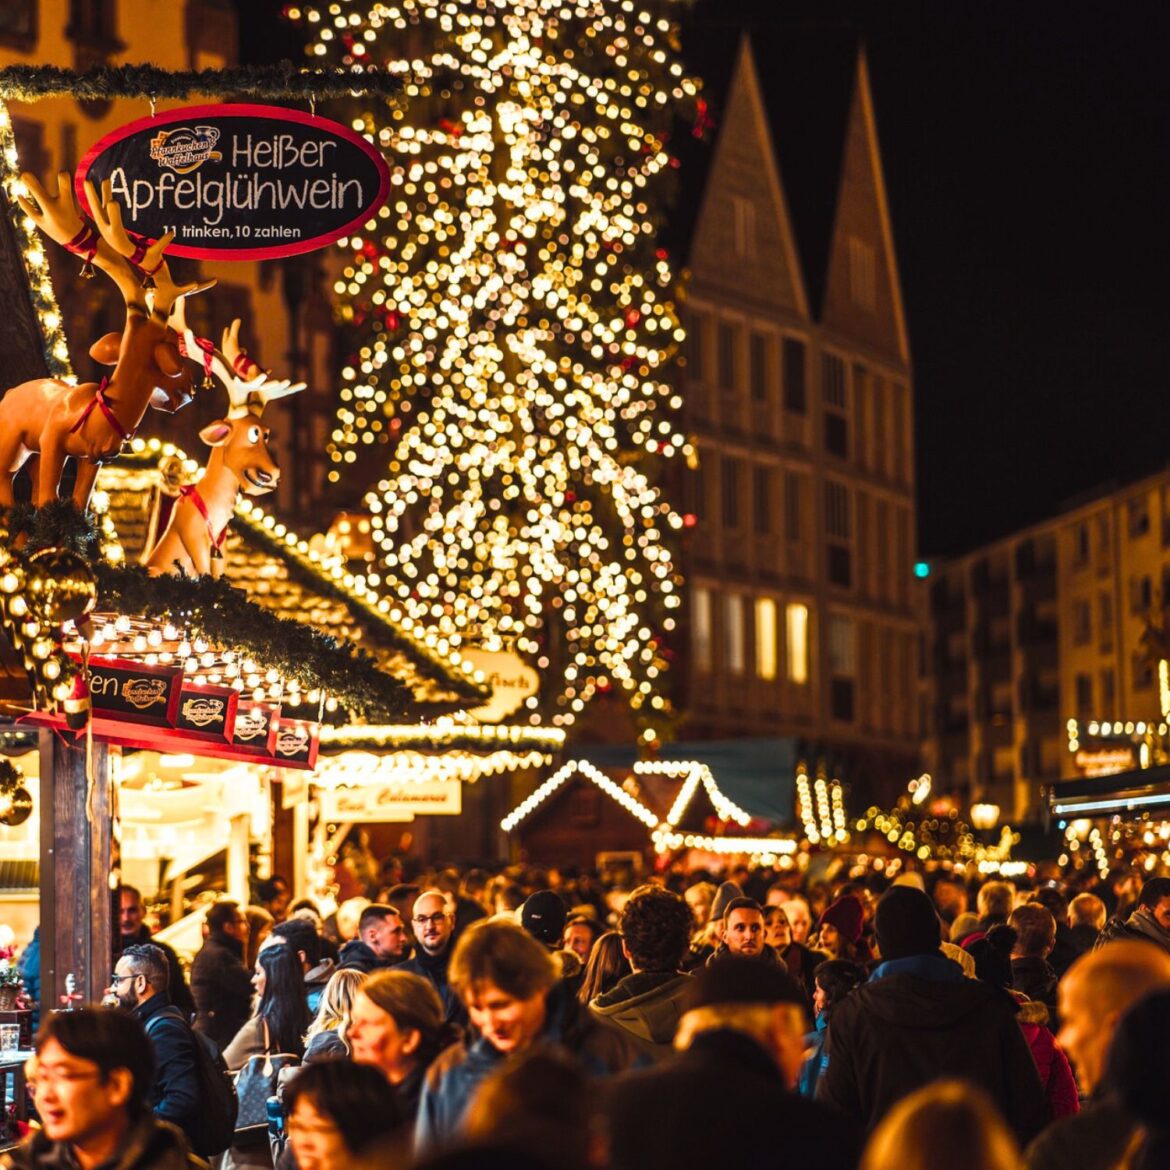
[
  {"xmin": 590, "ymin": 970, "xmax": 691, "ymax": 1057},
  {"xmin": 818, "ymin": 954, "xmax": 1048, "ymax": 1144}
]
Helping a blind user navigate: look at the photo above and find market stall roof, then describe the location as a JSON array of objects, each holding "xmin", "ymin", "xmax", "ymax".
[
  {"xmin": 94, "ymin": 440, "xmax": 489, "ymax": 716},
  {"xmin": 1046, "ymin": 766, "xmax": 1170, "ymax": 819}
]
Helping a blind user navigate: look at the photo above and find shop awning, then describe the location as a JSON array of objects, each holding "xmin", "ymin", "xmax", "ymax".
[
  {"xmin": 575, "ymin": 738, "xmax": 798, "ymax": 826},
  {"xmin": 1046, "ymin": 765, "xmax": 1170, "ymax": 818}
]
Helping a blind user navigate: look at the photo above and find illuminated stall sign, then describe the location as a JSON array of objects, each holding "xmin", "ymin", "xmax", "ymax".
[
  {"xmin": 230, "ymin": 701, "xmax": 280, "ymax": 755},
  {"xmin": 77, "ymin": 104, "xmax": 391, "ymax": 261},
  {"xmin": 84, "ymin": 656, "xmax": 182, "ymax": 727},
  {"xmin": 175, "ymin": 682, "xmax": 238, "ymax": 741},
  {"xmin": 317, "ymin": 781, "xmax": 462, "ymax": 823},
  {"xmin": 272, "ymin": 717, "xmax": 319, "ymax": 770}
]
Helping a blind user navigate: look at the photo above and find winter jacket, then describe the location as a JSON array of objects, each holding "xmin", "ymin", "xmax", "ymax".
[
  {"xmin": 589, "ymin": 970, "xmax": 692, "ymax": 1057},
  {"xmin": 1095, "ymin": 906, "xmax": 1170, "ymax": 955},
  {"xmin": 123, "ymin": 926, "xmax": 195, "ymax": 1022},
  {"xmin": 1014, "ymin": 998, "xmax": 1078, "ymax": 1122},
  {"xmin": 780, "ymin": 940, "xmax": 829, "ymax": 1004},
  {"xmin": 136, "ymin": 994, "xmax": 203, "ymax": 1148},
  {"xmin": 705, "ymin": 941, "xmax": 783, "ymax": 966},
  {"xmin": 191, "ymin": 932, "xmax": 252, "ymax": 1053},
  {"xmin": 817, "ymin": 952, "xmax": 1048, "ymax": 1144},
  {"xmin": 394, "ymin": 945, "xmax": 468, "ymax": 1029},
  {"xmin": 415, "ymin": 980, "xmax": 643, "ymax": 1152},
  {"xmin": 799, "ymin": 1011, "xmax": 829, "ymax": 1099},
  {"xmin": 1, "ymin": 1115, "xmax": 204, "ymax": 1170},
  {"xmin": 336, "ymin": 939, "xmax": 397, "ymax": 975},
  {"xmin": 1026, "ymin": 1096, "xmax": 1138, "ymax": 1170},
  {"xmin": 18, "ymin": 929, "xmax": 39, "ymax": 1032},
  {"xmin": 303, "ymin": 1028, "xmax": 347, "ymax": 1063},
  {"xmin": 609, "ymin": 1027, "xmax": 859, "ymax": 1170}
]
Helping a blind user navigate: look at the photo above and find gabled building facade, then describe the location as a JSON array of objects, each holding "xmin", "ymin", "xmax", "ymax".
[{"xmin": 675, "ymin": 36, "xmax": 920, "ymax": 803}]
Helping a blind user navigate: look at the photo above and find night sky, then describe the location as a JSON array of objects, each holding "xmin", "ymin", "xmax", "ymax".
[
  {"xmin": 687, "ymin": 0, "xmax": 1170, "ymax": 556},
  {"xmin": 237, "ymin": 0, "xmax": 1170, "ymax": 558}
]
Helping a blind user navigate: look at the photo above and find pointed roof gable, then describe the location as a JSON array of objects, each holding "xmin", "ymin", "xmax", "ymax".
[
  {"xmin": 687, "ymin": 36, "xmax": 809, "ymax": 318},
  {"xmin": 819, "ymin": 50, "xmax": 910, "ymax": 362}
]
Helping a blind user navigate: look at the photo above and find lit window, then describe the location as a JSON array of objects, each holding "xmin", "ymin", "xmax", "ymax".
[
  {"xmin": 786, "ymin": 603, "xmax": 809, "ymax": 684},
  {"xmin": 725, "ymin": 594, "xmax": 745, "ymax": 675},
  {"xmin": 693, "ymin": 586, "xmax": 712, "ymax": 673},
  {"xmin": 756, "ymin": 598, "xmax": 777, "ymax": 680}
]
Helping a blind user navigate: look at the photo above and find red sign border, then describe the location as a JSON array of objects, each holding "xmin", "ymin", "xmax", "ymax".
[{"xmin": 75, "ymin": 102, "xmax": 391, "ymax": 262}]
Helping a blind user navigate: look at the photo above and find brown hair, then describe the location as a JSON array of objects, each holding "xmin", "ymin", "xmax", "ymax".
[
  {"xmin": 1009, "ymin": 903, "xmax": 1056, "ymax": 959},
  {"xmin": 360, "ymin": 970, "xmax": 449, "ymax": 1066},
  {"xmin": 449, "ymin": 920, "xmax": 558, "ymax": 1002}
]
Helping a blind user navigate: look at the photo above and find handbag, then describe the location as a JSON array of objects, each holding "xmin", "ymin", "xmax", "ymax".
[{"xmin": 233, "ymin": 1019, "xmax": 300, "ymax": 1135}]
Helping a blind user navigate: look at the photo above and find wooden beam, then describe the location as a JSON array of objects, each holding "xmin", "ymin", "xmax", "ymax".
[{"xmin": 38, "ymin": 731, "xmax": 115, "ymax": 1007}]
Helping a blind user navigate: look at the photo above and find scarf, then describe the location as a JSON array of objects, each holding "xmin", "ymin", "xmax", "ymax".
[
  {"xmin": 870, "ymin": 952, "xmax": 966, "ymax": 983},
  {"xmin": 1127, "ymin": 906, "xmax": 1170, "ymax": 951}
]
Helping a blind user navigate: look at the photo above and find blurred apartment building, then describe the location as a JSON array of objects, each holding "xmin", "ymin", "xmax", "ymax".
[{"xmin": 924, "ymin": 466, "xmax": 1170, "ymax": 819}]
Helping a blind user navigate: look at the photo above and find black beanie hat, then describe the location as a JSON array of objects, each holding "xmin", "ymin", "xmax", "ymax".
[
  {"xmin": 874, "ymin": 886, "xmax": 942, "ymax": 960},
  {"xmin": 520, "ymin": 889, "xmax": 568, "ymax": 947}
]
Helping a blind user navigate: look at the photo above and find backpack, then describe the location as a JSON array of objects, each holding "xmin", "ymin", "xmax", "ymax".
[{"xmin": 145, "ymin": 1007, "xmax": 239, "ymax": 1157}]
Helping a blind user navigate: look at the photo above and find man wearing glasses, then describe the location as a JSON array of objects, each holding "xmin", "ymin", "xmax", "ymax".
[
  {"xmin": 6, "ymin": 1009, "xmax": 201, "ymax": 1170},
  {"xmin": 108, "ymin": 945, "xmax": 201, "ymax": 1155},
  {"xmin": 395, "ymin": 890, "xmax": 468, "ymax": 1028}
]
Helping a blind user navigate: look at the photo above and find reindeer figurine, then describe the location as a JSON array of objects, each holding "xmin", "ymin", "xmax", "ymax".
[
  {"xmin": 0, "ymin": 172, "xmax": 212, "ymax": 509},
  {"xmin": 144, "ymin": 311, "xmax": 304, "ymax": 578}
]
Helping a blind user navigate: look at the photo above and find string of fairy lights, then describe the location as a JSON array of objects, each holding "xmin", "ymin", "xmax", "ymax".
[{"xmin": 294, "ymin": 0, "xmax": 697, "ymax": 727}]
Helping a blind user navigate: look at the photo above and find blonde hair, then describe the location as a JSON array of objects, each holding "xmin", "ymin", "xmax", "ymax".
[
  {"xmin": 860, "ymin": 1080, "xmax": 1021, "ymax": 1170},
  {"xmin": 305, "ymin": 968, "xmax": 368, "ymax": 1050}
]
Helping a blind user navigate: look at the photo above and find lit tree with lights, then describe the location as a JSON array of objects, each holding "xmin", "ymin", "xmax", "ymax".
[{"xmin": 293, "ymin": 0, "xmax": 696, "ymax": 729}]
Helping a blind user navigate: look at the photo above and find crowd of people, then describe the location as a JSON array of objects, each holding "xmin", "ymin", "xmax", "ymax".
[{"xmin": 5, "ymin": 861, "xmax": 1170, "ymax": 1170}]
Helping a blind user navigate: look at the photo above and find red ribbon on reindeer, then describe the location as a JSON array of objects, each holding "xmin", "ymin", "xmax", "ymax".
[
  {"xmin": 178, "ymin": 331, "xmax": 218, "ymax": 389},
  {"xmin": 63, "ymin": 220, "xmax": 100, "ymax": 277}
]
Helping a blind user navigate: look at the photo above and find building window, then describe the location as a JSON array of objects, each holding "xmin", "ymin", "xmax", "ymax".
[
  {"xmin": 783, "ymin": 338, "xmax": 806, "ymax": 414},
  {"xmin": 1075, "ymin": 673, "xmax": 1092, "ymax": 713},
  {"xmin": 831, "ymin": 678, "xmax": 856, "ymax": 722},
  {"xmin": 1131, "ymin": 575, "xmax": 1152, "ymax": 614},
  {"xmin": 848, "ymin": 236, "xmax": 876, "ymax": 311},
  {"xmin": 1072, "ymin": 599, "xmax": 1092, "ymax": 646},
  {"xmin": 693, "ymin": 586, "xmax": 712, "ymax": 673},
  {"xmin": 0, "ymin": 2, "xmax": 36, "ymax": 49},
  {"xmin": 1098, "ymin": 591, "xmax": 1113, "ymax": 648},
  {"xmin": 785, "ymin": 472, "xmax": 802, "ymax": 541},
  {"xmin": 872, "ymin": 378, "xmax": 887, "ymax": 475},
  {"xmin": 717, "ymin": 322, "xmax": 736, "ymax": 391},
  {"xmin": 1072, "ymin": 523, "xmax": 1089, "ymax": 566},
  {"xmin": 826, "ymin": 482, "xmax": 852, "ymax": 588},
  {"xmin": 786, "ymin": 603, "xmax": 809, "ymax": 684},
  {"xmin": 722, "ymin": 458, "xmax": 740, "ymax": 529},
  {"xmin": 755, "ymin": 598, "xmax": 777, "ymax": 680},
  {"xmin": 749, "ymin": 332, "xmax": 768, "ymax": 402},
  {"xmin": 1129, "ymin": 497, "xmax": 1150, "ymax": 538},
  {"xmin": 822, "ymin": 353, "xmax": 846, "ymax": 408},
  {"xmin": 753, "ymin": 466, "xmax": 771, "ymax": 535},
  {"xmin": 828, "ymin": 615, "xmax": 856, "ymax": 674},
  {"xmin": 1100, "ymin": 668, "xmax": 1115, "ymax": 711},
  {"xmin": 1096, "ymin": 514, "xmax": 1110, "ymax": 553},
  {"xmin": 1133, "ymin": 654, "xmax": 1153, "ymax": 691},
  {"xmin": 828, "ymin": 545, "xmax": 853, "ymax": 588},
  {"xmin": 68, "ymin": 0, "xmax": 118, "ymax": 44},
  {"xmin": 724, "ymin": 594, "xmax": 745, "ymax": 674},
  {"xmin": 731, "ymin": 195, "xmax": 756, "ymax": 258}
]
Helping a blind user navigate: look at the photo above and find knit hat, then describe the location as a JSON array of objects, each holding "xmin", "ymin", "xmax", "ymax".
[
  {"xmin": 520, "ymin": 890, "xmax": 568, "ymax": 947},
  {"xmin": 874, "ymin": 886, "xmax": 943, "ymax": 960},
  {"xmin": 892, "ymin": 872, "xmax": 927, "ymax": 892},
  {"xmin": 816, "ymin": 896, "xmax": 865, "ymax": 944},
  {"xmin": 708, "ymin": 880, "xmax": 744, "ymax": 923},
  {"xmin": 688, "ymin": 956, "xmax": 805, "ymax": 1010}
]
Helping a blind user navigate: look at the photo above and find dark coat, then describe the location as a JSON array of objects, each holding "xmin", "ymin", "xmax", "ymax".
[
  {"xmin": 336, "ymin": 939, "xmax": 397, "ymax": 975},
  {"xmin": 1, "ymin": 1115, "xmax": 204, "ymax": 1170},
  {"xmin": 191, "ymin": 932, "xmax": 252, "ymax": 1053},
  {"xmin": 415, "ymin": 981, "xmax": 643, "ymax": 1152},
  {"xmin": 123, "ymin": 927, "xmax": 196, "ymax": 1022},
  {"xmin": 137, "ymin": 993, "xmax": 203, "ymax": 1148},
  {"xmin": 1011, "ymin": 956, "xmax": 1059, "ymax": 1018},
  {"xmin": 781, "ymin": 941, "xmax": 829, "ymax": 1004},
  {"xmin": 609, "ymin": 1028, "xmax": 859, "ymax": 1170},
  {"xmin": 1025, "ymin": 1097, "xmax": 1138, "ymax": 1170},
  {"xmin": 303, "ymin": 959, "xmax": 334, "ymax": 1018},
  {"xmin": 589, "ymin": 970, "xmax": 691, "ymax": 1058},
  {"xmin": 1048, "ymin": 923, "xmax": 1084, "ymax": 980},
  {"xmin": 394, "ymin": 946, "xmax": 468, "ymax": 1029},
  {"xmin": 303, "ymin": 1028, "xmax": 347, "ymax": 1063},
  {"xmin": 817, "ymin": 962, "xmax": 1048, "ymax": 1144}
]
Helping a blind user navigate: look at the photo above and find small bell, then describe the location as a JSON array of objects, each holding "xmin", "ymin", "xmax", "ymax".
[
  {"xmin": 140, "ymin": 274, "xmax": 156, "ymax": 290},
  {"xmin": 81, "ymin": 260, "xmax": 95, "ymax": 278},
  {"xmin": 210, "ymin": 544, "xmax": 224, "ymax": 580},
  {"xmin": 203, "ymin": 374, "xmax": 215, "ymax": 391}
]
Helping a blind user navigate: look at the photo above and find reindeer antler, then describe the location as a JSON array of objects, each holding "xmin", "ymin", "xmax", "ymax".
[
  {"xmin": 84, "ymin": 178, "xmax": 213, "ymax": 313},
  {"xmin": 218, "ymin": 318, "xmax": 305, "ymax": 417}
]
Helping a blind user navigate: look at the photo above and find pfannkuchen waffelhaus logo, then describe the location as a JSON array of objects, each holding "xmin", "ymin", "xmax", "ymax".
[{"xmin": 149, "ymin": 126, "xmax": 223, "ymax": 174}]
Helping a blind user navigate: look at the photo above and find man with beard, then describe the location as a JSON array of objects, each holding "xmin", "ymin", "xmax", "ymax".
[
  {"xmin": 396, "ymin": 890, "xmax": 468, "ymax": 1028},
  {"xmin": 119, "ymin": 887, "xmax": 194, "ymax": 1022}
]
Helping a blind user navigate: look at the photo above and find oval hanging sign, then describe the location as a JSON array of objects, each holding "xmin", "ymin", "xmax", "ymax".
[{"xmin": 75, "ymin": 103, "xmax": 390, "ymax": 262}]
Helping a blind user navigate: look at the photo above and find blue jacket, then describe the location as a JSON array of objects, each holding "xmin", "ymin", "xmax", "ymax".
[
  {"xmin": 18, "ymin": 929, "xmax": 39, "ymax": 1031},
  {"xmin": 799, "ymin": 1011, "xmax": 829, "ymax": 1099},
  {"xmin": 415, "ymin": 981, "xmax": 644, "ymax": 1153}
]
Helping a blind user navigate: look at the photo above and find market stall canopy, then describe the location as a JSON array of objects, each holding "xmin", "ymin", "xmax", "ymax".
[
  {"xmin": 572, "ymin": 738, "xmax": 798, "ymax": 826},
  {"xmin": 1046, "ymin": 765, "xmax": 1170, "ymax": 819}
]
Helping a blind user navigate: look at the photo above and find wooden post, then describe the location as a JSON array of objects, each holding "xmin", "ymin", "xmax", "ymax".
[
  {"xmin": 38, "ymin": 730, "xmax": 113, "ymax": 1008},
  {"xmin": 227, "ymin": 812, "xmax": 250, "ymax": 905}
]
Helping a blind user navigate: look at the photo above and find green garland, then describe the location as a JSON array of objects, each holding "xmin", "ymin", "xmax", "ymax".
[
  {"xmin": 0, "ymin": 64, "xmax": 401, "ymax": 102},
  {"xmin": 94, "ymin": 563, "xmax": 414, "ymax": 724}
]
